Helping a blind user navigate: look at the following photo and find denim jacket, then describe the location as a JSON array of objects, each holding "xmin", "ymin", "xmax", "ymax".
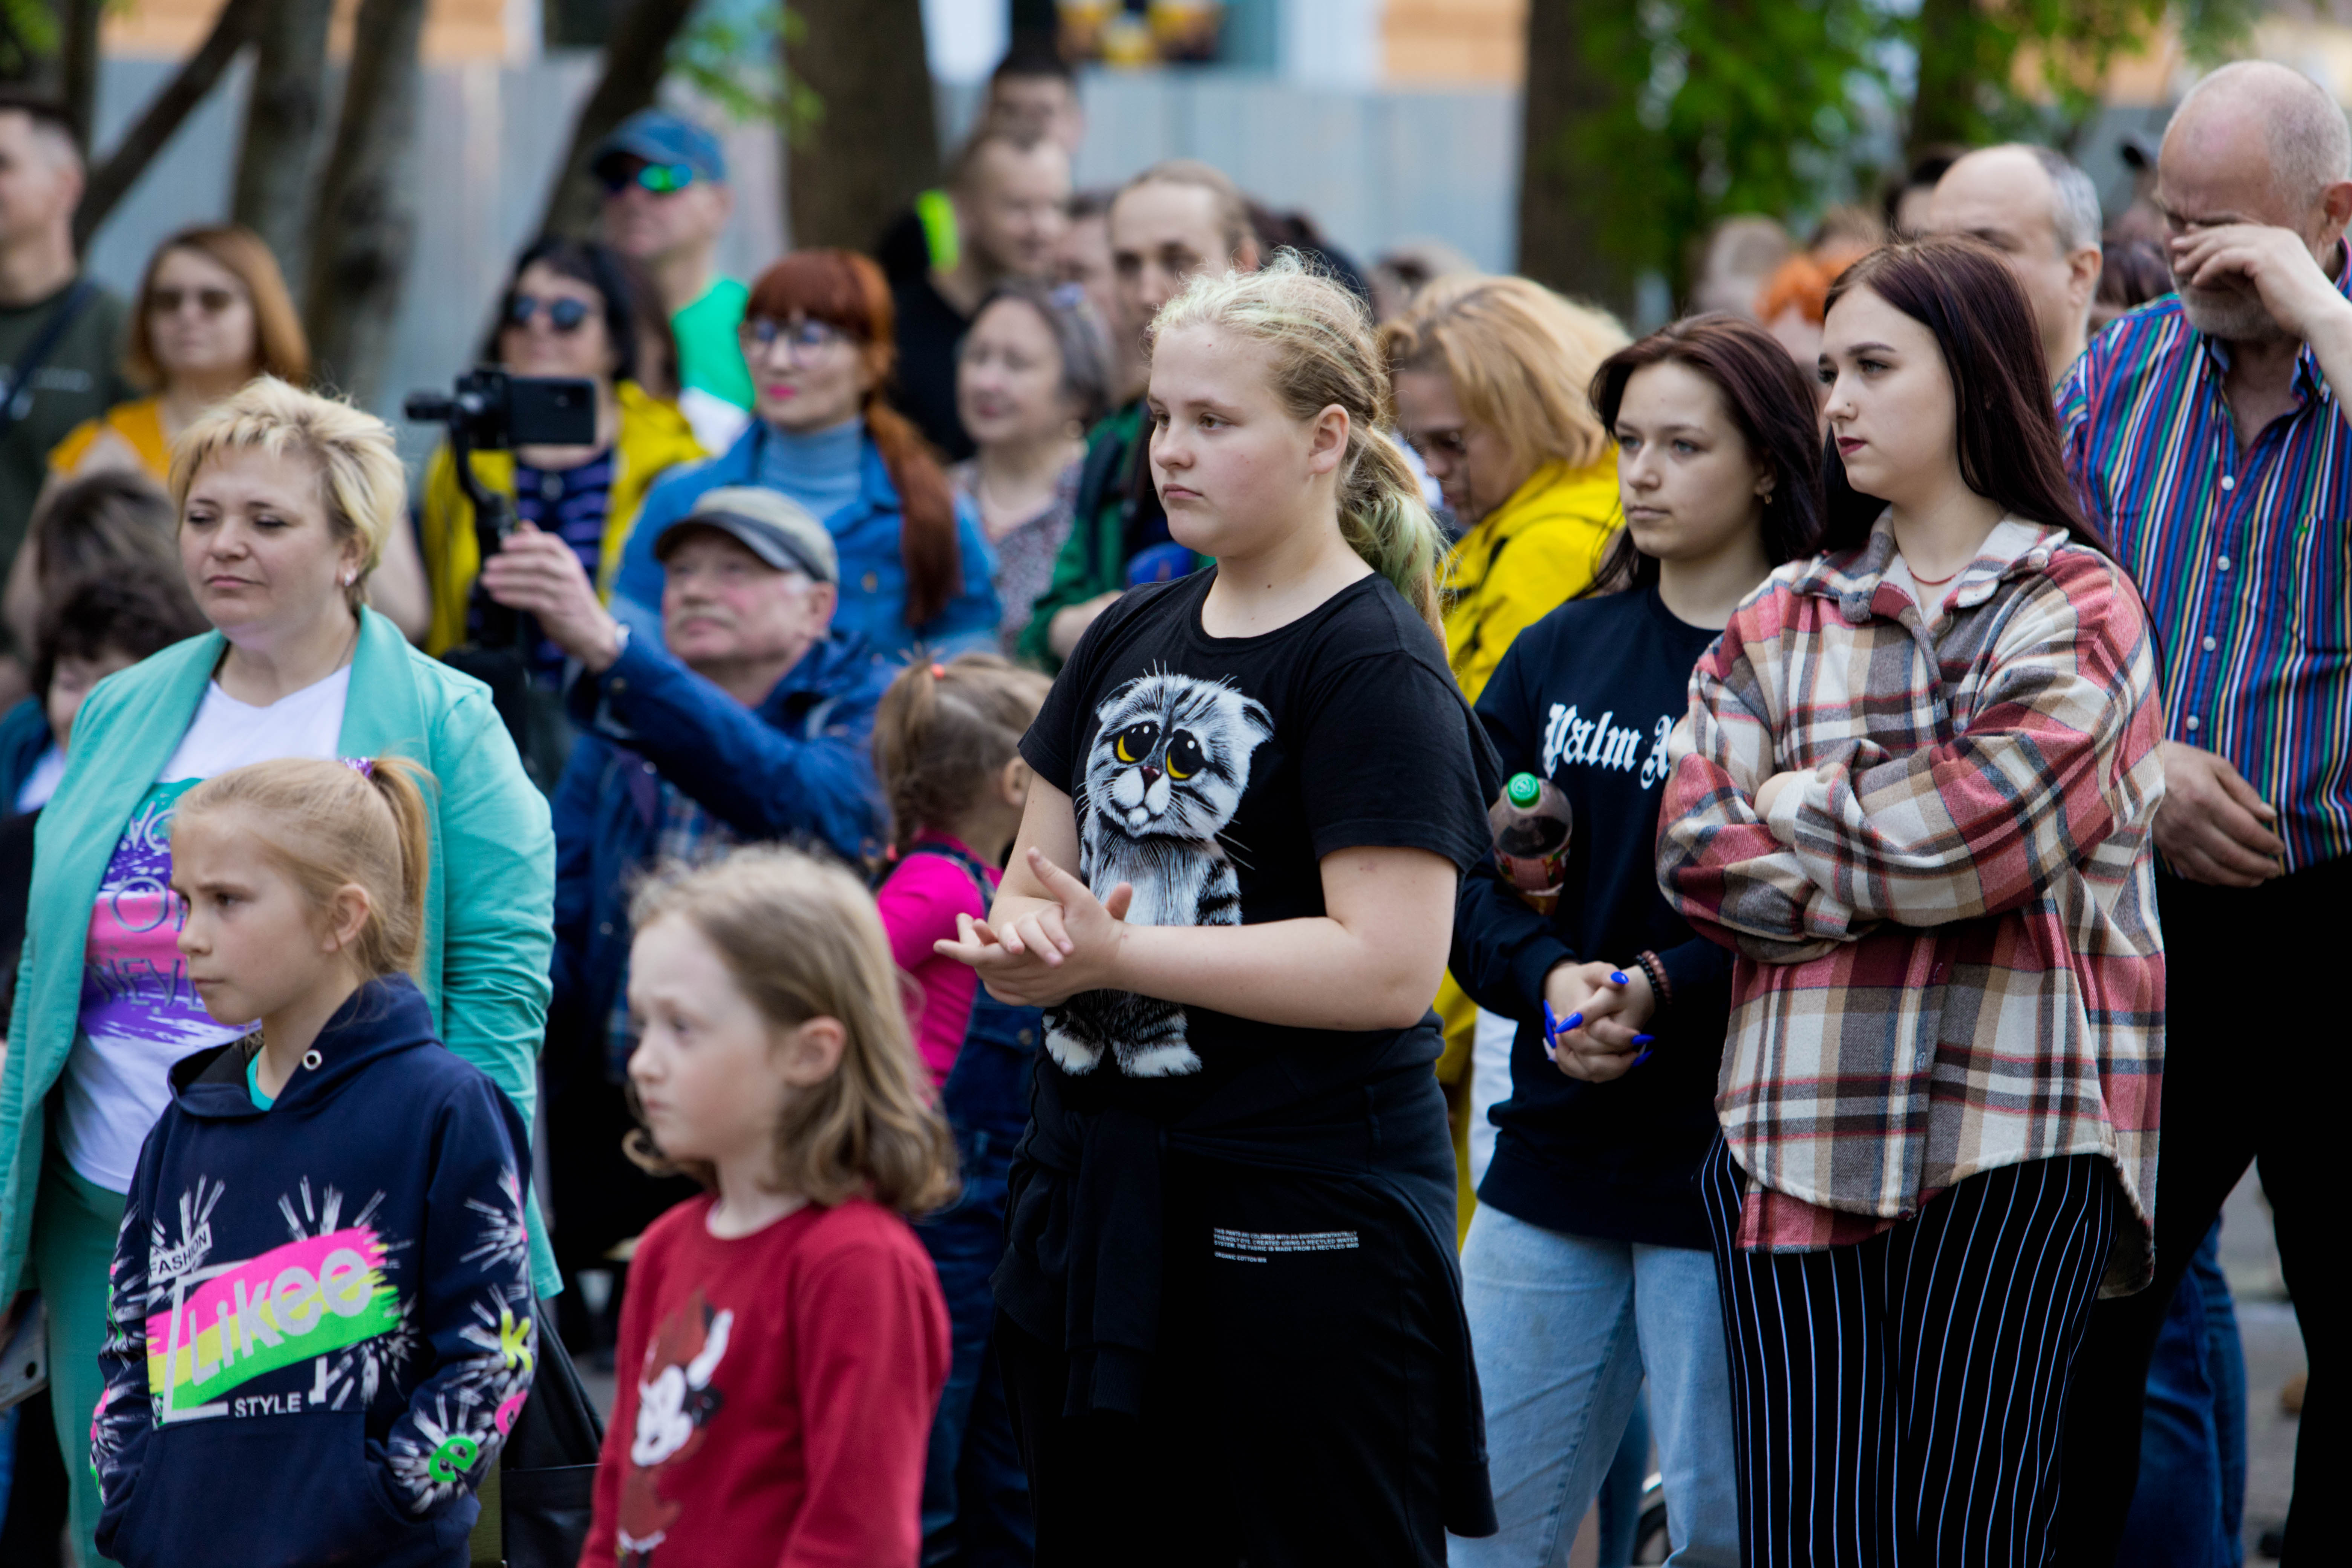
[{"xmin": 548, "ymin": 627, "xmax": 890, "ymax": 1070}]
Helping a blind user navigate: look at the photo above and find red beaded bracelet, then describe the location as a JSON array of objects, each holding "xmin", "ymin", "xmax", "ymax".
[{"xmin": 1634, "ymin": 949, "xmax": 1671, "ymax": 1009}]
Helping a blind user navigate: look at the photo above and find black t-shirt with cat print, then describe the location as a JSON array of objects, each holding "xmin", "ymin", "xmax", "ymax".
[{"xmin": 1021, "ymin": 567, "xmax": 1501, "ymax": 1116}]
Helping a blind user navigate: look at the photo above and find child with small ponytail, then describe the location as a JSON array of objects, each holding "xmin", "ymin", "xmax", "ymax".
[
  {"xmin": 937, "ymin": 252, "xmax": 1505, "ymax": 1558},
  {"xmin": 91, "ymin": 755, "xmax": 537, "ymax": 1568},
  {"xmin": 870, "ymin": 652, "xmax": 1050, "ymax": 1559}
]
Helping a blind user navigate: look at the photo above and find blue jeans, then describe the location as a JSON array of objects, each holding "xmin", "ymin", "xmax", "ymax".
[
  {"xmin": 2118, "ymin": 1221, "xmax": 2246, "ymax": 1568},
  {"xmin": 1449, "ymin": 1205, "xmax": 1738, "ymax": 1567}
]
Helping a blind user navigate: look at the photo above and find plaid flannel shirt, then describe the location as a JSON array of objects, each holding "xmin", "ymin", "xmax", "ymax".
[{"xmin": 1658, "ymin": 517, "xmax": 2167, "ymax": 1295}]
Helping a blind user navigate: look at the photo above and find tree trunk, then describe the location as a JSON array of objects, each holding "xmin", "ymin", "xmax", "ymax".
[
  {"xmin": 60, "ymin": 0, "xmax": 103, "ymax": 154},
  {"xmin": 302, "ymin": 0, "xmax": 429, "ymax": 404},
  {"xmin": 1908, "ymin": 0, "xmax": 1983, "ymax": 155},
  {"xmin": 532, "ymin": 0, "xmax": 703, "ymax": 242},
  {"xmin": 232, "ymin": 0, "xmax": 337, "ymax": 294},
  {"xmin": 785, "ymin": 0, "xmax": 937, "ymax": 253},
  {"xmin": 1515, "ymin": 0, "xmax": 1636, "ymax": 318},
  {"xmin": 72, "ymin": 0, "xmax": 270, "ymax": 250}
]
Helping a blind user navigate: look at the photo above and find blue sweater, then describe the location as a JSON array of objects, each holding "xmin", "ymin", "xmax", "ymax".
[
  {"xmin": 612, "ymin": 423, "xmax": 1000, "ymax": 661},
  {"xmin": 92, "ymin": 976, "xmax": 536, "ymax": 1568}
]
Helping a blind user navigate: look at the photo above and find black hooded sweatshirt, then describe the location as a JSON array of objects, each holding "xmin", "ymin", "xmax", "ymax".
[{"xmin": 92, "ymin": 975, "xmax": 537, "ymax": 1568}]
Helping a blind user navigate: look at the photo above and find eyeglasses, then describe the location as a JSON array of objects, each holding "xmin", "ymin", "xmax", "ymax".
[
  {"xmin": 600, "ymin": 161, "xmax": 697, "ymax": 196},
  {"xmin": 1410, "ymin": 428, "xmax": 1471, "ymax": 461},
  {"xmin": 150, "ymin": 286, "xmax": 239, "ymax": 317},
  {"xmin": 505, "ymin": 294, "xmax": 594, "ymax": 334},
  {"xmin": 743, "ymin": 317, "xmax": 850, "ymax": 361}
]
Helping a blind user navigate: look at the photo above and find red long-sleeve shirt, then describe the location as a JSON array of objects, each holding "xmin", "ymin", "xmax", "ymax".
[{"xmin": 580, "ymin": 1194, "xmax": 949, "ymax": 1568}]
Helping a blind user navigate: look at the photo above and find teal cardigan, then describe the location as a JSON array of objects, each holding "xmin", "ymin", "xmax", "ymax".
[{"xmin": 0, "ymin": 609, "xmax": 559, "ymax": 1298}]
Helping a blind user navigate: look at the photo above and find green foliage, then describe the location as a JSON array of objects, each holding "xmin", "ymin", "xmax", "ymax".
[
  {"xmin": 1913, "ymin": 0, "xmax": 2260, "ymax": 150},
  {"xmin": 668, "ymin": 1, "xmax": 821, "ymax": 142},
  {"xmin": 1559, "ymin": 0, "xmax": 2255, "ymax": 292},
  {"xmin": 1563, "ymin": 0, "xmax": 1892, "ymax": 282},
  {"xmin": 0, "ymin": 0, "xmax": 59, "ymax": 78}
]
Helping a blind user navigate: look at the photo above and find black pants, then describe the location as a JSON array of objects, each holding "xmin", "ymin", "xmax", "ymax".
[
  {"xmin": 996, "ymin": 1159, "xmax": 1454, "ymax": 1568},
  {"xmin": 1701, "ymin": 1138, "xmax": 2116, "ymax": 1568},
  {"xmin": 2057, "ymin": 860, "xmax": 2345, "ymax": 1565}
]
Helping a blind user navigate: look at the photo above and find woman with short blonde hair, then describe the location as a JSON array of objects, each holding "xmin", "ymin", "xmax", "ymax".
[
  {"xmin": 0, "ymin": 377, "xmax": 557, "ymax": 1568},
  {"xmin": 1382, "ymin": 273, "xmax": 1629, "ymax": 1241}
]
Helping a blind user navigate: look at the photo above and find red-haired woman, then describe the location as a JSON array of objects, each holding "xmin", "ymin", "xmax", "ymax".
[{"xmin": 612, "ymin": 250, "xmax": 1000, "ymax": 658}]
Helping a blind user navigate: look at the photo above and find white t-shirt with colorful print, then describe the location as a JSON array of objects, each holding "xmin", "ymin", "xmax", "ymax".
[{"xmin": 59, "ymin": 666, "xmax": 352, "ymax": 1192}]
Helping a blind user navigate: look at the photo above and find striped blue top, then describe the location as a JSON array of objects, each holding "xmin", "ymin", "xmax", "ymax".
[{"xmin": 2060, "ymin": 270, "xmax": 2352, "ymax": 872}]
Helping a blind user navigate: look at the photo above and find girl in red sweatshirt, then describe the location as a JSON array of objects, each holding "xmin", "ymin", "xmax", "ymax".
[{"xmin": 580, "ymin": 847, "xmax": 957, "ymax": 1568}]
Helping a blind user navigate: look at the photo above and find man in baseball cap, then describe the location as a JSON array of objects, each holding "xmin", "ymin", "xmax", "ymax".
[
  {"xmin": 593, "ymin": 108, "xmax": 753, "ymax": 451},
  {"xmin": 481, "ymin": 476, "xmax": 889, "ymax": 1304}
]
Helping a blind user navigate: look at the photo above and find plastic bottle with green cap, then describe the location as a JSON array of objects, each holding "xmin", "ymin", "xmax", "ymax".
[{"xmin": 1488, "ymin": 771, "xmax": 1574, "ymax": 913}]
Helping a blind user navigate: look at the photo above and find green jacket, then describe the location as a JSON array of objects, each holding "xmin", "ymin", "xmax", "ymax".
[
  {"xmin": 1016, "ymin": 401, "xmax": 1209, "ymax": 671},
  {"xmin": 0, "ymin": 609, "xmax": 559, "ymax": 1300}
]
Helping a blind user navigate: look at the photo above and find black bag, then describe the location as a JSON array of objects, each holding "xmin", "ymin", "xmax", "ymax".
[{"xmin": 468, "ymin": 1307, "xmax": 605, "ymax": 1568}]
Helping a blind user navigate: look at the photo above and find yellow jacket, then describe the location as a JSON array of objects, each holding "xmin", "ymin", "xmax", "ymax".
[
  {"xmin": 49, "ymin": 396, "xmax": 171, "ymax": 482},
  {"xmin": 421, "ymin": 380, "xmax": 704, "ymax": 655},
  {"xmin": 1440, "ymin": 456, "xmax": 1621, "ymax": 706}
]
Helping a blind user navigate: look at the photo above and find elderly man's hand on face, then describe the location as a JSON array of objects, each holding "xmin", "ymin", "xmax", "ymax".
[
  {"xmin": 478, "ymin": 523, "xmax": 625, "ymax": 672},
  {"xmin": 2169, "ymin": 221, "xmax": 2352, "ymax": 342}
]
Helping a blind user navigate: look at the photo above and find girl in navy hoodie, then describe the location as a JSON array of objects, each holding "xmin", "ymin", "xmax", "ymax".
[
  {"xmin": 91, "ymin": 756, "xmax": 536, "ymax": 1568},
  {"xmin": 1447, "ymin": 316, "xmax": 1821, "ymax": 1565}
]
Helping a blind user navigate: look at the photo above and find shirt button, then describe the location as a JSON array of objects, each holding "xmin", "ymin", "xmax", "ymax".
[
  {"xmin": 2186, "ymin": 715, "xmax": 2201, "ymax": 732},
  {"xmin": 2220, "ymin": 475, "xmax": 2236, "ymax": 492},
  {"xmin": 862, "ymin": 571, "xmax": 879, "ymax": 593},
  {"xmin": 2202, "ymin": 636, "xmax": 2217, "ymax": 652},
  {"xmin": 2216, "ymin": 556, "xmax": 2231, "ymax": 571}
]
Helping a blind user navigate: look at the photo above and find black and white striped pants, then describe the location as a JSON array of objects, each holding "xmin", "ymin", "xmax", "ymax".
[{"xmin": 1698, "ymin": 1137, "xmax": 2117, "ymax": 1568}]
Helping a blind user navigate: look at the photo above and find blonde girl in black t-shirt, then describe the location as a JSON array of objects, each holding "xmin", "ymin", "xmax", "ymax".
[{"xmin": 937, "ymin": 253, "xmax": 1501, "ymax": 1565}]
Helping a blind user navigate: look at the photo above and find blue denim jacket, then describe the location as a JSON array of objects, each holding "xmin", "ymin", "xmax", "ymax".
[
  {"xmin": 548, "ymin": 626, "xmax": 889, "ymax": 1061},
  {"xmin": 611, "ymin": 423, "xmax": 1000, "ymax": 661}
]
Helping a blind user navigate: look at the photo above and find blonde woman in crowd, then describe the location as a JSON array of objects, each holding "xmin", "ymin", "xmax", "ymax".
[{"xmin": 1381, "ymin": 273, "xmax": 1628, "ymax": 1234}]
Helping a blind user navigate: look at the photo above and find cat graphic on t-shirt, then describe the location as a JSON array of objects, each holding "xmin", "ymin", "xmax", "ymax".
[{"xmin": 1049, "ymin": 671, "xmax": 1273, "ymax": 1078}]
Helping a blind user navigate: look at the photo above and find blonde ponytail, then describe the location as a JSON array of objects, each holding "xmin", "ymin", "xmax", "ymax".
[{"xmin": 1151, "ymin": 251, "xmax": 1447, "ymax": 636}]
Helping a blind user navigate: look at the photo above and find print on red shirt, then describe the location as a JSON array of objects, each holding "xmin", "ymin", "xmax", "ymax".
[{"xmin": 618, "ymin": 1289, "xmax": 733, "ymax": 1565}]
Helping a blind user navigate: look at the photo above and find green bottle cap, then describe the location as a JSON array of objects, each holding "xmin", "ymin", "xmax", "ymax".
[{"xmin": 1506, "ymin": 772, "xmax": 1542, "ymax": 808}]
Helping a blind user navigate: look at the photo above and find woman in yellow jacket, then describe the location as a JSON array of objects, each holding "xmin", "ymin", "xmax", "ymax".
[
  {"xmin": 1384, "ymin": 274, "xmax": 1629, "ymax": 1236},
  {"xmin": 423, "ymin": 237, "xmax": 704, "ymax": 663}
]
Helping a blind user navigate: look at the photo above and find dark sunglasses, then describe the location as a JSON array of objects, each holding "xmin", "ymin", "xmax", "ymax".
[
  {"xmin": 600, "ymin": 161, "xmax": 697, "ymax": 196},
  {"xmin": 150, "ymin": 286, "xmax": 238, "ymax": 317},
  {"xmin": 505, "ymin": 294, "xmax": 594, "ymax": 333}
]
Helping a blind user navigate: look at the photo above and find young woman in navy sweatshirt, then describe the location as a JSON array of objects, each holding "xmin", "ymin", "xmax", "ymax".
[
  {"xmin": 1446, "ymin": 316, "xmax": 1820, "ymax": 1565},
  {"xmin": 91, "ymin": 756, "xmax": 536, "ymax": 1568}
]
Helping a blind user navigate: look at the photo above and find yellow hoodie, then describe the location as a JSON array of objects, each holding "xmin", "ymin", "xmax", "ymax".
[
  {"xmin": 1435, "ymin": 455, "xmax": 1620, "ymax": 1239},
  {"xmin": 421, "ymin": 380, "xmax": 705, "ymax": 655},
  {"xmin": 1441, "ymin": 456, "xmax": 1621, "ymax": 706}
]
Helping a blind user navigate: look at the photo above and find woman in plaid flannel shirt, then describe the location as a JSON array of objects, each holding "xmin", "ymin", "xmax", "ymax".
[{"xmin": 1657, "ymin": 239, "xmax": 2167, "ymax": 1568}]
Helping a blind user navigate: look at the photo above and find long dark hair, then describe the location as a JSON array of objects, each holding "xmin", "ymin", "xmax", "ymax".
[
  {"xmin": 1818, "ymin": 238, "xmax": 2102, "ymax": 555},
  {"xmin": 748, "ymin": 250, "xmax": 961, "ymax": 628},
  {"xmin": 1584, "ymin": 313, "xmax": 1825, "ymax": 596},
  {"xmin": 486, "ymin": 235, "xmax": 677, "ymax": 394}
]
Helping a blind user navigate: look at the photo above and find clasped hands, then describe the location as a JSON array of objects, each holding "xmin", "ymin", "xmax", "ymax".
[
  {"xmin": 1542, "ymin": 960, "xmax": 1657, "ymax": 1083},
  {"xmin": 934, "ymin": 847, "xmax": 1131, "ymax": 1008}
]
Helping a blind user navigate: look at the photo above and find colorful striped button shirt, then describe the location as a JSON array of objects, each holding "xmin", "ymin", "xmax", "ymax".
[
  {"xmin": 1658, "ymin": 518, "xmax": 2167, "ymax": 1295},
  {"xmin": 2060, "ymin": 275, "xmax": 2352, "ymax": 871}
]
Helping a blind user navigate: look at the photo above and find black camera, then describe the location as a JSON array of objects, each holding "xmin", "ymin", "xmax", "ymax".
[
  {"xmin": 403, "ymin": 369, "xmax": 597, "ymax": 450},
  {"xmin": 403, "ymin": 369, "xmax": 600, "ymax": 789}
]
